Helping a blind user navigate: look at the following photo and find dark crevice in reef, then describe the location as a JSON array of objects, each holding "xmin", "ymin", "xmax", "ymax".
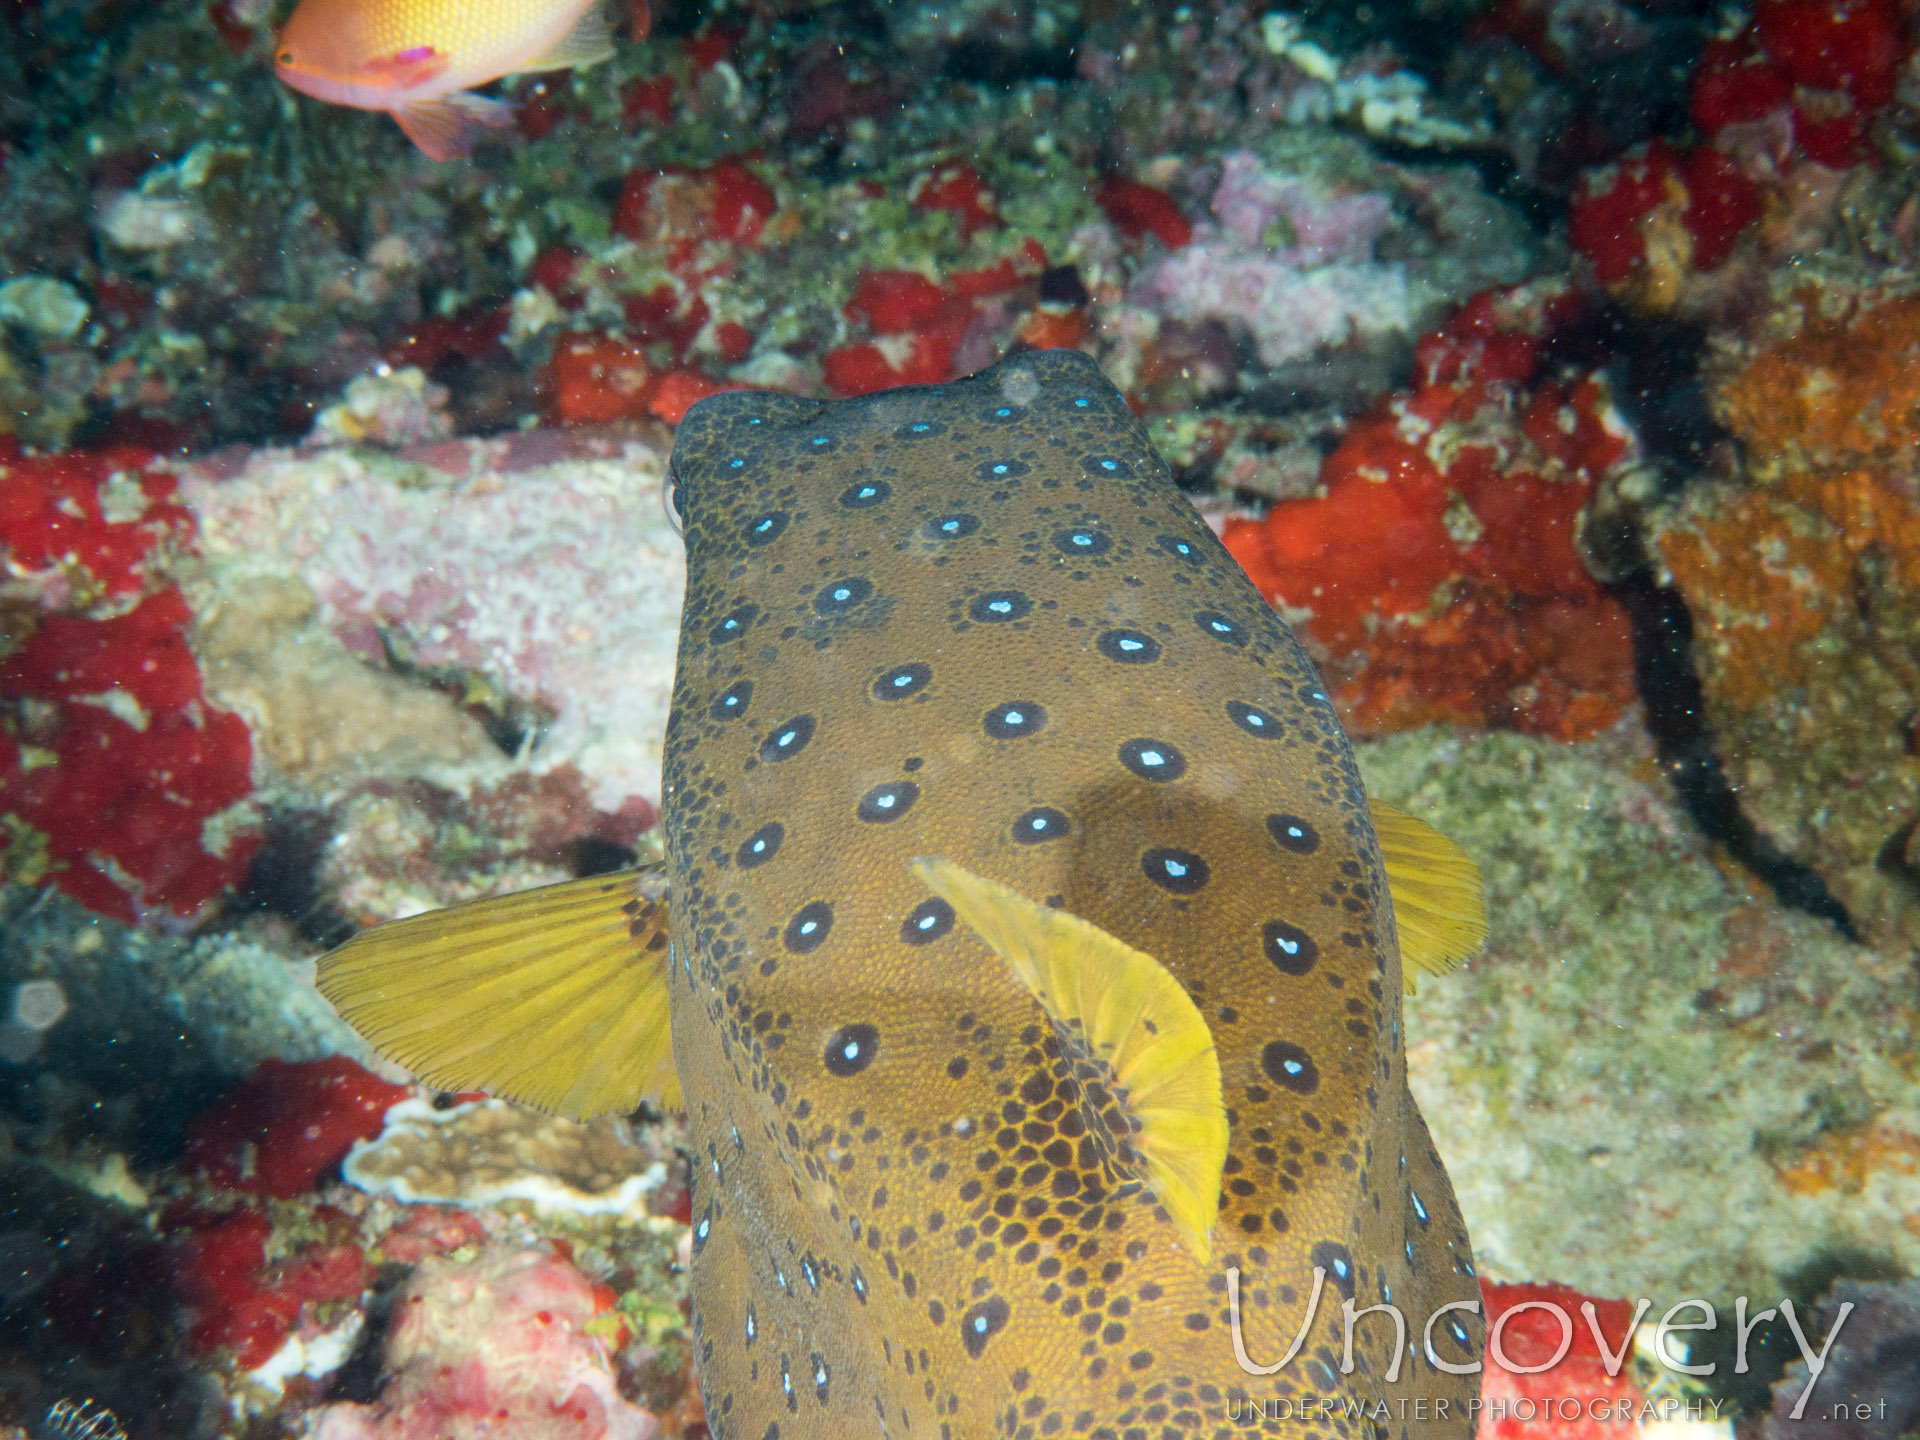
[
  {"xmin": 237, "ymin": 809, "xmax": 358, "ymax": 949},
  {"xmin": 1608, "ymin": 567, "xmax": 1859, "ymax": 941}
]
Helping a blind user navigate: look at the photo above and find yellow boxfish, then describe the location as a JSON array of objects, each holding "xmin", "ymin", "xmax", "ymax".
[
  {"xmin": 273, "ymin": 0, "xmax": 618, "ymax": 160},
  {"xmin": 319, "ymin": 348, "xmax": 1490, "ymax": 1437}
]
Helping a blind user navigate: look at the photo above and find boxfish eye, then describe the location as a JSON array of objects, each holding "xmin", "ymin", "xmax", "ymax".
[{"xmin": 661, "ymin": 464, "xmax": 685, "ymax": 536}]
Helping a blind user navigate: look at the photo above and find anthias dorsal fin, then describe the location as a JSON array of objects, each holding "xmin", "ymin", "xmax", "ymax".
[
  {"xmin": 316, "ymin": 865, "xmax": 678, "ymax": 1119},
  {"xmin": 1369, "ymin": 799, "xmax": 1488, "ymax": 993},
  {"xmin": 910, "ymin": 856, "xmax": 1228, "ymax": 1263}
]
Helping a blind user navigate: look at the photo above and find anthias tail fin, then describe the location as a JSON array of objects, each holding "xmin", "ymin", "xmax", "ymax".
[
  {"xmin": 521, "ymin": 1, "xmax": 617, "ymax": 71},
  {"xmin": 1370, "ymin": 798, "xmax": 1488, "ymax": 992},
  {"xmin": 910, "ymin": 856, "xmax": 1227, "ymax": 1263},
  {"xmin": 317, "ymin": 866, "xmax": 678, "ymax": 1119}
]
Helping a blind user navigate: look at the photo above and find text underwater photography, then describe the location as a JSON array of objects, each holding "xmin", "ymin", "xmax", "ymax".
[{"xmin": 1217, "ymin": 1265, "xmax": 1882, "ymax": 1429}]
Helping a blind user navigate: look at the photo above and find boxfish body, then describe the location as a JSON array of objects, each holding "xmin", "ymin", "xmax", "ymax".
[
  {"xmin": 318, "ymin": 348, "xmax": 1488, "ymax": 1439},
  {"xmin": 661, "ymin": 348, "xmax": 1484, "ymax": 1437}
]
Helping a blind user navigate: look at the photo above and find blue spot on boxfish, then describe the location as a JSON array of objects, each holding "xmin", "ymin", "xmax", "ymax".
[
  {"xmin": 975, "ymin": 459, "xmax": 1030, "ymax": 481},
  {"xmin": 900, "ymin": 898, "xmax": 954, "ymax": 945},
  {"xmin": 874, "ymin": 663, "xmax": 931, "ymax": 700},
  {"xmin": 736, "ymin": 823, "xmax": 784, "ymax": 869},
  {"xmin": 1262, "ymin": 919, "xmax": 1318, "ymax": 976},
  {"xmin": 1013, "ymin": 806, "xmax": 1069, "ymax": 844},
  {"xmin": 824, "ymin": 1023, "xmax": 878, "ymax": 1076},
  {"xmin": 857, "ymin": 781, "xmax": 919, "ymax": 823},
  {"xmin": 1052, "ymin": 528, "xmax": 1111, "ymax": 557},
  {"xmin": 1142, "ymin": 847, "xmax": 1209, "ymax": 894},
  {"xmin": 926, "ymin": 514, "xmax": 981, "ymax": 540},
  {"xmin": 712, "ymin": 680, "xmax": 753, "ymax": 721},
  {"xmin": 840, "ymin": 481, "xmax": 891, "ymax": 508},
  {"xmin": 745, "ymin": 512, "xmax": 790, "ymax": 546},
  {"xmin": 1118, "ymin": 739, "xmax": 1186, "ymax": 782},
  {"xmin": 815, "ymin": 578, "xmax": 874, "ymax": 615},
  {"xmin": 970, "ymin": 591, "xmax": 1030, "ymax": 623},
  {"xmin": 761, "ymin": 716, "xmax": 816, "ymax": 762},
  {"xmin": 1195, "ymin": 611, "xmax": 1248, "ymax": 646},
  {"xmin": 1262, "ymin": 1040, "xmax": 1320, "ymax": 1095},
  {"xmin": 1227, "ymin": 701, "xmax": 1283, "ymax": 737},
  {"xmin": 1097, "ymin": 629, "xmax": 1160, "ymax": 664},
  {"xmin": 710, "ymin": 605, "xmax": 758, "ymax": 645},
  {"xmin": 983, "ymin": 701, "xmax": 1045, "ymax": 739},
  {"xmin": 1266, "ymin": 814, "xmax": 1318, "ymax": 853}
]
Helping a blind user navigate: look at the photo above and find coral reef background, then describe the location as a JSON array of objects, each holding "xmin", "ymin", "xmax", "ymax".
[{"xmin": 3, "ymin": 0, "xmax": 1920, "ymax": 1432}]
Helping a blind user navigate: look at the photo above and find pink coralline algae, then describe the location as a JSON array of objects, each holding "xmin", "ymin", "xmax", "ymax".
[
  {"xmin": 1129, "ymin": 150, "xmax": 1409, "ymax": 368},
  {"xmin": 186, "ymin": 1056, "xmax": 411, "ymax": 1199},
  {"xmin": 310, "ymin": 1244, "xmax": 658, "ymax": 1440},
  {"xmin": 0, "ymin": 444, "xmax": 258, "ymax": 922},
  {"xmin": 180, "ymin": 434, "xmax": 683, "ymax": 813}
]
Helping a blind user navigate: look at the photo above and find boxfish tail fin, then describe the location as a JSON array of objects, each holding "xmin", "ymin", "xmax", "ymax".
[
  {"xmin": 393, "ymin": 92, "xmax": 517, "ymax": 162},
  {"xmin": 909, "ymin": 856, "xmax": 1228, "ymax": 1265},
  {"xmin": 1369, "ymin": 799, "xmax": 1488, "ymax": 994},
  {"xmin": 315, "ymin": 866, "xmax": 679, "ymax": 1119}
]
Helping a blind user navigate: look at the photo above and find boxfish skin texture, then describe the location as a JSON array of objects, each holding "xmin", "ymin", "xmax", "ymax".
[{"xmin": 661, "ymin": 348, "xmax": 1484, "ymax": 1439}]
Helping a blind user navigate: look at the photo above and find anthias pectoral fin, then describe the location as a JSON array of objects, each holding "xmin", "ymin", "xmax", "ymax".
[
  {"xmin": 317, "ymin": 866, "xmax": 678, "ymax": 1119},
  {"xmin": 910, "ymin": 856, "xmax": 1228, "ymax": 1263},
  {"xmin": 1370, "ymin": 798, "xmax": 1488, "ymax": 992}
]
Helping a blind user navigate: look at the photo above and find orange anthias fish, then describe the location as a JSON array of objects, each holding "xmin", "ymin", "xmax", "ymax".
[{"xmin": 273, "ymin": 0, "xmax": 627, "ymax": 160}]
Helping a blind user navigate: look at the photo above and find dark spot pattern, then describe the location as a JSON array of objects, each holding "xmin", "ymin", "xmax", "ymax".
[
  {"xmin": 711, "ymin": 680, "xmax": 753, "ymax": 722},
  {"xmin": 1117, "ymin": 739, "xmax": 1186, "ymax": 783},
  {"xmin": 873, "ymin": 663, "xmax": 931, "ymax": 701},
  {"xmin": 744, "ymin": 512, "xmax": 790, "ymax": 546},
  {"xmin": 840, "ymin": 480, "xmax": 890, "ymax": 508},
  {"xmin": 760, "ymin": 716, "xmax": 816, "ymax": 762},
  {"xmin": 856, "ymin": 781, "xmax": 920, "ymax": 823},
  {"xmin": 1012, "ymin": 806, "xmax": 1069, "ymax": 844},
  {"xmin": 969, "ymin": 590, "xmax": 1031, "ymax": 624},
  {"xmin": 1311, "ymin": 1241, "xmax": 1357, "ymax": 1301},
  {"xmin": 736, "ymin": 823, "xmax": 784, "ymax": 869},
  {"xmin": 1194, "ymin": 611, "xmax": 1248, "ymax": 646},
  {"xmin": 1051, "ymin": 528, "xmax": 1111, "ymax": 557},
  {"xmin": 814, "ymin": 578, "xmax": 874, "ymax": 615},
  {"xmin": 975, "ymin": 458, "xmax": 1031, "ymax": 481},
  {"xmin": 899, "ymin": 898, "xmax": 954, "ymax": 945},
  {"xmin": 983, "ymin": 701, "xmax": 1045, "ymax": 739},
  {"xmin": 1226, "ymin": 700, "xmax": 1283, "ymax": 737},
  {"xmin": 1261, "ymin": 1040, "xmax": 1320, "ymax": 1094},
  {"xmin": 1263, "ymin": 919, "xmax": 1318, "ymax": 976},
  {"xmin": 1096, "ymin": 629, "xmax": 1160, "ymax": 664},
  {"xmin": 784, "ymin": 902, "xmax": 834, "ymax": 954},
  {"xmin": 1266, "ymin": 814, "xmax": 1320, "ymax": 853},
  {"xmin": 709, "ymin": 604, "xmax": 758, "ymax": 645},
  {"xmin": 960, "ymin": 1297, "xmax": 1011, "ymax": 1358},
  {"xmin": 1141, "ymin": 847, "xmax": 1209, "ymax": 894},
  {"xmin": 924, "ymin": 514, "xmax": 980, "ymax": 540},
  {"xmin": 824, "ymin": 1023, "xmax": 879, "ymax": 1076}
]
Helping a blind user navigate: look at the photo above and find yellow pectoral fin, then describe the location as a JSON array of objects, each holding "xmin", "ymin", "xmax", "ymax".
[
  {"xmin": 518, "ymin": 0, "xmax": 616, "ymax": 71},
  {"xmin": 910, "ymin": 856, "xmax": 1228, "ymax": 1263},
  {"xmin": 316, "ymin": 866, "xmax": 678, "ymax": 1120},
  {"xmin": 1370, "ymin": 798, "xmax": 1488, "ymax": 993}
]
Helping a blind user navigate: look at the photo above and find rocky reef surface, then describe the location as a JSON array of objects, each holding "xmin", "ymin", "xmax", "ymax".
[{"xmin": 4, "ymin": 0, "xmax": 1920, "ymax": 1433}]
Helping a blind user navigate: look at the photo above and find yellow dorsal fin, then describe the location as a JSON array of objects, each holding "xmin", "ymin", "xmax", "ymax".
[
  {"xmin": 1369, "ymin": 799, "xmax": 1488, "ymax": 994},
  {"xmin": 910, "ymin": 856, "xmax": 1228, "ymax": 1263},
  {"xmin": 316, "ymin": 866, "xmax": 678, "ymax": 1120},
  {"xmin": 519, "ymin": 1, "xmax": 616, "ymax": 72}
]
